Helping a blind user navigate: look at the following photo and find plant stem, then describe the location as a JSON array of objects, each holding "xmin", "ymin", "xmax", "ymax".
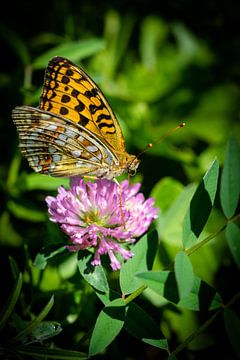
[
  {"xmin": 170, "ymin": 290, "xmax": 240, "ymax": 356},
  {"xmin": 124, "ymin": 285, "xmax": 147, "ymax": 305}
]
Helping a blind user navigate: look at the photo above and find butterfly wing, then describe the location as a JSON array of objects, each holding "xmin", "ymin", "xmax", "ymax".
[
  {"xmin": 39, "ymin": 56, "xmax": 126, "ymax": 154},
  {"xmin": 12, "ymin": 106, "xmax": 119, "ymax": 177}
]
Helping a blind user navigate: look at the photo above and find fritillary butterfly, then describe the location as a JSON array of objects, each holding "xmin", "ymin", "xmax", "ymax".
[{"xmin": 12, "ymin": 57, "xmax": 140, "ymax": 179}]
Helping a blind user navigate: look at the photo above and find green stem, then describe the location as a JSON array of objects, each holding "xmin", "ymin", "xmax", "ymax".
[
  {"xmin": 165, "ymin": 212, "xmax": 240, "ymax": 271},
  {"xmin": 124, "ymin": 285, "xmax": 147, "ymax": 305},
  {"xmin": 186, "ymin": 212, "xmax": 240, "ymax": 256},
  {"xmin": 170, "ymin": 290, "xmax": 240, "ymax": 356},
  {"xmin": 122, "ymin": 213, "xmax": 240, "ymax": 304}
]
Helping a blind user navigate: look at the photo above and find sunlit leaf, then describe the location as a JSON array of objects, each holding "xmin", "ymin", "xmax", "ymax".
[
  {"xmin": 125, "ymin": 302, "xmax": 168, "ymax": 349},
  {"xmin": 78, "ymin": 250, "xmax": 109, "ymax": 293},
  {"xmin": 136, "ymin": 271, "xmax": 222, "ymax": 310},
  {"xmin": 151, "ymin": 177, "xmax": 183, "ymax": 212},
  {"xmin": 5, "ymin": 296, "xmax": 54, "ymax": 346},
  {"xmin": 174, "ymin": 251, "xmax": 194, "ymax": 299},
  {"xmin": 220, "ymin": 135, "xmax": 240, "ymax": 218},
  {"xmin": 34, "ymin": 246, "xmax": 67, "ymax": 270},
  {"xmin": 19, "ymin": 173, "xmax": 70, "ymax": 191},
  {"xmin": 160, "ymin": 183, "xmax": 196, "ymax": 245},
  {"xmin": 21, "ymin": 321, "xmax": 62, "ymax": 344},
  {"xmin": 89, "ymin": 298, "xmax": 126, "ymax": 356},
  {"xmin": 32, "ymin": 39, "xmax": 105, "ymax": 69},
  {"xmin": 182, "ymin": 159, "xmax": 219, "ymax": 248},
  {"xmin": 120, "ymin": 231, "xmax": 158, "ymax": 295},
  {"xmin": 0, "ymin": 212, "xmax": 22, "ymax": 246},
  {"xmin": 96, "ymin": 288, "xmax": 120, "ymax": 306},
  {"xmin": 7, "ymin": 200, "xmax": 46, "ymax": 222}
]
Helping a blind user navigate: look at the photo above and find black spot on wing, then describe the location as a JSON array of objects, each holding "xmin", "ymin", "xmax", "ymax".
[
  {"xmin": 98, "ymin": 122, "xmax": 114, "ymax": 129},
  {"xmin": 61, "ymin": 94, "xmax": 71, "ymax": 103},
  {"xmin": 96, "ymin": 113, "xmax": 112, "ymax": 123},
  {"xmin": 84, "ymin": 88, "xmax": 99, "ymax": 99},
  {"xmin": 79, "ymin": 114, "xmax": 89, "ymax": 126},
  {"xmin": 66, "ymin": 69, "xmax": 74, "ymax": 76},
  {"xmin": 60, "ymin": 107, "xmax": 69, "ymax": 115},
  {"xmin": 71, "ymin": 89, "xmax": 80, "ymax": 97},
  {"xmin": 62, "ymin": 76, "xmax": 70, "ymax": 84},
  {"xmin": 75, "ymin": 101, "xmax": 85, "ymax": 112}
]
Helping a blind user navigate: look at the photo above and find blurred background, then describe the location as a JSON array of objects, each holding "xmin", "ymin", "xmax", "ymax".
[{"xmin": 0, "ymin": 0, "xmax": 239, "ymax": 359}]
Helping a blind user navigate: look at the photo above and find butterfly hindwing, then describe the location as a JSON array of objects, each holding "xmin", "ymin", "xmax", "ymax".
[{"xmin": 12, "ymin": 106, "xmax": 118, "ymax": 177}]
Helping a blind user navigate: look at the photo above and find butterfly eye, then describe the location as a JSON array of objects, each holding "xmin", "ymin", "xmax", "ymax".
[
  {"xmin": 128, "ymin": 168, "xmax": 137, "ymax": 177},
  {"xmin": 127, "ymin": 157, "xmax": 140, "ymax": 177}
]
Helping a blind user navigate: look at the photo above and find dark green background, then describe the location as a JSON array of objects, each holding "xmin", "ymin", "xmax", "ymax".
[{"xmin": 0, "ymin": 1, "xmax": 239, "ymax": 359}]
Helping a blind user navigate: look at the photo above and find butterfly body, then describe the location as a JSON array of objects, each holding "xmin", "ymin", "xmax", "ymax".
[{"xmin": 12, "ymin": 57, "xmax": 140, "ymax": 179}]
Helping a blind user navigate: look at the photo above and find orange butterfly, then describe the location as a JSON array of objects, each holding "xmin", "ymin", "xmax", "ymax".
[{"xmin": 12, "ymin": 57, "xmax": 140, "ymax": 179}]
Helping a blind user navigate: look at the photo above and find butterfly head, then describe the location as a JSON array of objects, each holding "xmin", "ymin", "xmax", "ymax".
[{"xmin": 126, "ymin": 155, "xmax": 140, "ymax": 177}]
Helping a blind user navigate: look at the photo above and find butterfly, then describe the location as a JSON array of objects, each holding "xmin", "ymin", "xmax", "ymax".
[{"xmin": 12, "ymin": 56, "xmax": 140, "ymax": 179}]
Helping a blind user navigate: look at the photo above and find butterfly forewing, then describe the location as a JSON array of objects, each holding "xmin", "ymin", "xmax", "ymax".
[{"xmin": 40, "ymin": 57, "xmax": 126, "ymax": 153}]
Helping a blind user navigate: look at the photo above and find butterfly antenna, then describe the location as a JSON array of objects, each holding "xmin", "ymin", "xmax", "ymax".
[{"xmin": 137, "ymin": 122, "xmax": 186, "ymax": 158}]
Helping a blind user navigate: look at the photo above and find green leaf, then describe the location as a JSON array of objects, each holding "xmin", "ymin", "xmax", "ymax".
[
  {"xmin": 9, "ymin": 256, "xmax": 20, "ymax": 280},
  {"xmin": 21, "ymin": 321, "xmax": 62, "ymax": 344},
  {"xmin": 226, "ymin": 223, "xmax": 240, "ymax": 268},
  {"xmin": 20, "ymin": 173, "xmax": 70, "ymax": 191},
  {"xmin": 0, "ymin": 272, "xmax": 22, "ymax": 332},
  {"xmin": 182, "ymin": 159, "xmax": 219, "ymax": 248},
  {"xmin": 89, "ymin": 298, "xmax": 126, "ymax": 356},
  {"xmin": 32, "ymin": 38, "xmax": 105, "ymax": 69},
  {"xmin": 7, "ymin": 200, "xmax": 46, "ymax": 222},
  {"xmin": 96, "ymin": 288, "xmax": 121, "ymax": 306},
  {"xmin": 120, "ymin": 231, "xmax": 158, "ymax": 295},
  {"xmin": 168, "ymin": 355, "xmax": 178, "ymax": 360},
  {"xmin": 150, "ymin": 177, "xmax": 183, "ymax": 212},
  {"xmin": 160, "ymin": 183, "xmax": 197, "ymax": 245},
  {"xmin": 174, "ymin": 251, "xmax": 194, "ymax": 299},
  {"xmin": 125, "ymin": 302, "xmax": 168, "ymax": 350},
  {"xmin": 17, "ymin": 345, "xmax": 88, "ymax": 359},
  {"xmin": 136, "ymin": 271, "xmax": 222, "ymax": 310},
  {"xmin": 34, "ymin": 246, "xmax": 67, "ymax": 270},
  {"xmin": 224, "ymin": 308, "xmax": 240, "ymax": 358},
  {"xmin": 220, "ymin": 136, "xmax": 240, "ymax": 218},
  {"xmin": 78, "ymin": 250, "xmax": 109, "ymax": 293},
  {"xmin": 5, "ymin": 296, "xmax": 54, "ymax": 346}
]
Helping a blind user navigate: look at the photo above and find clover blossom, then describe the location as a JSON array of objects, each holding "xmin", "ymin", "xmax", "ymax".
[{"xmin": 46, "ymin": 178, "xmax": 158, "ymax": 270}]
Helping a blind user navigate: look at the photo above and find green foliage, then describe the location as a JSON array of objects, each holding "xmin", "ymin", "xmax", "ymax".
[
  {"xmin": 182, "ymin": 159, "xmax": 219, "ymax": 248},
  {"xmin": 220, "ymin": 135, "xmax": 240, "ymax": 219},
  {"xmin": 226, "ymin": 223, "xmax": 240, "ymax": 269},
  {"xmin": 89, "ymin": 298, "xmax": 126, "ymax": 356},
  {"xmin": 136, "ymin": 271, "xmax": 222, "ymax": 311},
  {"xmin": 78, "ymin": 250, "xmax": 109, "ymax": 293},
  {"xmin": 125, "ymin": 302, "xmax": 168, "ymax": 349},
  {"xmin": 224, "ymin": 308, "xmax": 240, "ymax": 359},
  {"xmin": 174, "ymin": 251, "xmax": 194, "ymax": 299},
  {"xmin": 1, "ymin": 4, "xmax": 240, "ymax": 359},
  {"xmin": 120, "ymin": 231, "xmax": 158, "ymax": 295}
]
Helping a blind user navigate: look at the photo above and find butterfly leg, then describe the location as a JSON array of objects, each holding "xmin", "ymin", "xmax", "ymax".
[{"xmin": 113, "ymin": 178, "xmax": 126, "ymax": 229}]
